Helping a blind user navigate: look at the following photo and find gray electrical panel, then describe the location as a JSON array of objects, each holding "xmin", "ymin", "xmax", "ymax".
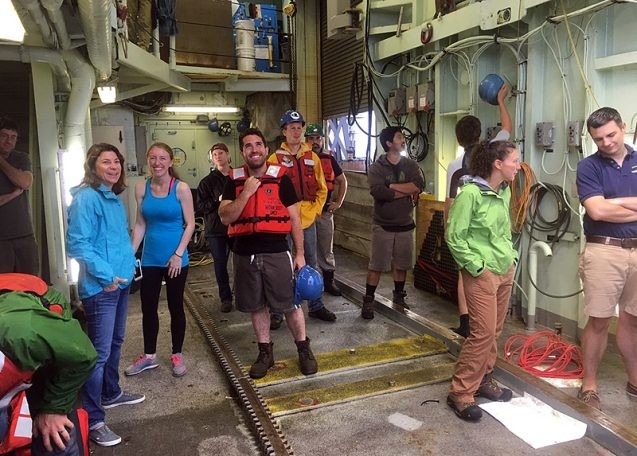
[
  {"xmin": 567, "ymin": 120, "xmax": 583, "ymax": 147},
  {"xmin": 388, "ymin": 88, "xmax": 406, "ymax": 116},
  {"xmin": 417, "ymin": 82, "xmax": 434, "ymax": 111},
  {"xmin": 406, "ymin": 86, "xmax": 418, "ymax": 113},
  {"xmin": 535, "ymin": 122, "xmax": 554, "ymax": 149}
]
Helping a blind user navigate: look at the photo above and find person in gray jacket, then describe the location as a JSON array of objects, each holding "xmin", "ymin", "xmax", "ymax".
[{"xmin": 362, "ymin": 126, "xmax": 424, "ymax": 319}]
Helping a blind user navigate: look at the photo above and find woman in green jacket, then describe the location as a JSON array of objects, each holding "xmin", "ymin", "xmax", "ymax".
[{"xmin": 445, "ymin": 140, "xmax": 520, "ymax": 421}]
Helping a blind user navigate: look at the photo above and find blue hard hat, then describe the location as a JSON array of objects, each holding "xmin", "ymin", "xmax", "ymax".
[
  {"xmin": 280, "ymin": 110, "xmax": 305, "ymax": 128},
  {"xmin": 478, "ymin": 74, "xmax": 505, "ymax": 105},
  {"xmin": 208, "ymin": 118, "xmax": 219, "ymax": 132},
  {"xmin": 294, "ymin": 265, "xmax": 323, "ymax": 304}
]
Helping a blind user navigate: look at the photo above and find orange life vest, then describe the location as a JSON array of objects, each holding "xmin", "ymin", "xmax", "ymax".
[
  {"xmin": 0, "ymin": 351, "xmax": 34, "ymax": 455},
  {"xmin": 227, "ymin": 165, "xmax": 292, "ymax": 237},
  {"xmin": 318, "ymin": 151, "xmax": 335, "ymax": 191},
  {"xmin": 274, "ymin": 150, "xmax": 318, "ymax": 202}
]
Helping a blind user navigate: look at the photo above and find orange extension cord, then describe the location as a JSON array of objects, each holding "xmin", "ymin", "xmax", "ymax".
[
  {"xmin": 509, "ymin": 162, "xmax": 537, "ymax": 234},
  {"xmin": 504, "ymin": 331, "xmax": 583, "ymax": 379}
]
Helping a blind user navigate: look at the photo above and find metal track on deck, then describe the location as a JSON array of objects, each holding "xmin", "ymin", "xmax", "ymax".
[{"xmin": 184, "ymin": 285, "xmax": 294, "ymax": 456}]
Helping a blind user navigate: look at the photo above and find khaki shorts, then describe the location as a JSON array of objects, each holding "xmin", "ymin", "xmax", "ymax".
[
  {"xmin": 368, "ymin": 224, "xmax": 414, "ymax": 272},
  {"xmin": 578, "ymin": 242, "xmax": 637, "ymax": 318},
  {"xmin": 234, "ymin": 251, "xmax": 297, "ymax": 313}
]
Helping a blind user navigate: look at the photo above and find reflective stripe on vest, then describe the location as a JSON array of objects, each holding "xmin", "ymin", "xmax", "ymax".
[
  {"xmin": 228, "ymin": 165, "xmax": 292, "ymax": 236},
  {"xmin": 274, "ymin": 150, "xmax": 318, "ymax": 202}
]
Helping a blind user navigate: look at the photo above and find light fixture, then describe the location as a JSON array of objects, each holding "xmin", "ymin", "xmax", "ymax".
[
  {"xmin": 97, "ymin": 82, "xmax": 117, "ymax": 104},
  {"xmin": 163, "ymin": 105, "xmax": 240, "ymax": 114},
  {"xmin": 0, "ymin": 0, "xmax": 26, "ymax": 43}
]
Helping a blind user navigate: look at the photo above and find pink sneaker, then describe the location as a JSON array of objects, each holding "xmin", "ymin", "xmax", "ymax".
[{"xmin": 171, "ymin": 353, "xmax": 187, "ymax": 377}]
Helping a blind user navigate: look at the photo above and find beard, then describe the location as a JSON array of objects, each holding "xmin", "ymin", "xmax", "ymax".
[
  {"xmin": 246, "ymin": 155, "xmax": 266, "ymax": 170},
  {"xmin": 311, "ymin": 143, "xmax": 322, "ymax": 153}
]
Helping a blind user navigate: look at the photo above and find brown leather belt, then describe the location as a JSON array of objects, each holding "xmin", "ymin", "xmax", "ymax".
[{"xmin": 586, "ymin": 235, "xmax": 637, "ymax": 249}]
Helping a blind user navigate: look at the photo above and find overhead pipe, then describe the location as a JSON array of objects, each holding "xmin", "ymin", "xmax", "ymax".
[
  {"xmin": 61, "ymin": 49, "xmax": 96, "ymax": 151},
  {"xmin": 40, "ymin": 0, "xmax": 71, "ymax": 49},
  {"xmin": 0, "ymin": 45, "xmax": 71, "ymax": 92},
  {"xmin": 527, "ymin": 241, "xmax": 553, "ymax": 331},
  {"xmin": 16, "ymin": 0, "xmax": 57, "ymax": 48},
  {"xmin": 76, "ymin": 0, "xmax": 112, "ymax": 81}
]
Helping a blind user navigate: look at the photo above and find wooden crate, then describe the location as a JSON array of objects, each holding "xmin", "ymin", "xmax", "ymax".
[{"xmin": 415, "ymin": 195, "xmax": 444, "ymax": 254}]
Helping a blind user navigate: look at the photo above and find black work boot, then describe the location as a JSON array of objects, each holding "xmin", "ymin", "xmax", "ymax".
[
  {"xmin": 323, "ymin": 270, "xmax": 342, "ymax": 296},
  {"xmin": 295, "ymin": 338, "xmax": 318, "ymax": 375},
  {"xmin": 392, "ymin": 290, "xmax": 410, "ymax": 309},
  {"xmin": 361, "ymin": 294, "xmax": 374, "ymax": 320},
  {"xmin": 451, "ymin": 313, "xmax": 470, "ymax": 338},
  {"xmin": 249, "ymin": 342, "xmax": 274, "ymax": 379}
]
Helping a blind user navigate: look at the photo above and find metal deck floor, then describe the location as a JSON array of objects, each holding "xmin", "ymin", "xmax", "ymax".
[{"xmin": 91, "ymin": 247, "xmax": 633, "ymax": 455}]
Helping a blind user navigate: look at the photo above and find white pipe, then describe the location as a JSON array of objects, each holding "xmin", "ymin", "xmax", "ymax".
[
  {"xmin": 0, "ymin": 45, "xmax": 71, "ymax": 92},
  {"xmin": 76, "ymin": 0, "xmax": 112, "ymax": 81},
  {"xmin": 61, "ymin": 49, "xmax": 96, "ymax": 152},
  {"xmin": 16, "ymin": 0, "xmax": 57, "ymax": 47},
  {"xmin": 153, "ymin": 27, "xmax": 160, "ymax": 58},
  {"xmin": 527, "ymin": 241, "xmax": 553, "ymax": 331},
  {"xmin": 40, "ymin": 0, "xmax": 71, "ymax": 49}
]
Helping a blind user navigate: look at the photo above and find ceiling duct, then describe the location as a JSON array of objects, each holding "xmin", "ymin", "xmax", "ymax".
[
  {"xmin": 40, "ymin": 0, "xmax": 71, "ymax": 49},
  {"xmin": 76, "ymin": 0, "xmax": 112, "ymax": 81}
]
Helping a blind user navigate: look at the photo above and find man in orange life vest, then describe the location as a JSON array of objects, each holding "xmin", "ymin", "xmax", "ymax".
[
  {"xmin": 0, "ymin": 273, "xmax": 97, "ymax": 455},
  {"xmin": 267, "ymin": 110, "xmax": 336, "ymax": 328},
  {"xmin": 304, "ymin": 123, "xmax": 348, "ymax": 296},
  {"xmin": 219, "ymin": 128, "xmax": 317, "ymax": 379}
]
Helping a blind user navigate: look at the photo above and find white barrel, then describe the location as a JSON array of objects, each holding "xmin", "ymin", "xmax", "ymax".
[
  {"xmin": 235, "ymin": 19, "xmax": 255, "ymax": 71},
  {"xmin": 236, "ymin": 45, "xmax": 256, "ymax": 71},
  {"xmin": 235, "ymin": 19, "xmax": 255, "ymax": 47}
]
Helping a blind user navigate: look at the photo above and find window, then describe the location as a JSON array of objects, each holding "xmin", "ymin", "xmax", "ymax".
[{"xmin": 326, "ymin": 111, "xmax": 376, "ymax": 161}]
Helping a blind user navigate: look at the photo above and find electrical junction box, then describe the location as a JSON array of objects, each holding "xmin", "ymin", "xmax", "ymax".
[
  {"xmin": 480, "ymin": 2, "xmax": 521, "ymax": 30},
  {"xmin": 406, "ymin": 86, "xmax": 418, "ymax": 113},
  {"xmin": 567, "ymin": 120, "xmax": 583, "ymax": 147},
  {"xmin": 417, "ymin": 82, "xmax": 434, "ymax": 111},
  {"xmin": 535, "ymin": 122, "xmax": 554, "ymax": 149},
  {"xmin": 388, "ymin": 88, "xmax": 406, "ymax": 116}
]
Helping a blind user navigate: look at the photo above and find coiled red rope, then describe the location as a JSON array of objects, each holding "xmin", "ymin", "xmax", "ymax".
[{"xmin": 504, "ymin": 331, "xmax": 583, "ymax": 379}]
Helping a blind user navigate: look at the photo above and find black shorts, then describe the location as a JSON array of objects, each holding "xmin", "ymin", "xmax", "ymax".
[{"xmin": 233, "ymin": 251, "xmax": 297, "ymax": 313}]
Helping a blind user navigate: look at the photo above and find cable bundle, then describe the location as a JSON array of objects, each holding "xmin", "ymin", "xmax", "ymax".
[
  {"xmin": 524, "ymin": 183, "xmax": 572, "ymax": 243},
  {"xmin": 504, "ymin": 331, "xmax": 583, "ymax": 379},
  {"xmin": 510, "ymin": 162, "xmax": 537, "ymax": 233}
]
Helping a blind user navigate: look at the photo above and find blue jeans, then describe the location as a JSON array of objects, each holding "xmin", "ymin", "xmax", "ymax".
[
  {"xmin": 207, "ymin": 235, "xmax": 232, "ymax": 301},
  {"xmin": 81, "ymin": 287, "xmax": 129, "ymax": 428},
  {"xmin": 303, "ymin": 223, "xmax": 324, "ymax": 312}
]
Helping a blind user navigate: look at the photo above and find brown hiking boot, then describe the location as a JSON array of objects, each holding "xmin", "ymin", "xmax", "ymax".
[
  {"xmin": 577, "ymin": 388, "xmax": 601, "ymax": 410},
  {"xmin": 447, "ymin": 396, "xmax": 483, "ymax": 421},
  {"xmin": 295, "ymin": 337, "xmax": 318, "ymax": 375},
  {"xmin": 392, "ymin": 290, "xmax": 410, "ymax": 309},
  {"xmin": 361, "ymin": 294, "xmax": 374, "ymax": 320},
  {"xmin": 249, "ymin": 342, "xmax": 274, "ymax": 379},
  {"xmin": 476, "ymin": 374, "xmax": 512, "ymax": 402}
]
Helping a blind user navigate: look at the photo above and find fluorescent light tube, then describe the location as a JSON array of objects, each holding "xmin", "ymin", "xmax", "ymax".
[{"xmin": 163, "ymin": 106, "xmax": 240, "ymax": 114}]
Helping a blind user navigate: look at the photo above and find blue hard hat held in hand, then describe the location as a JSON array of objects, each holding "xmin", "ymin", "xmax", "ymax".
[
  {"xmin": 294, "ymin": 265, "xmax": 323, "ymax": 305},
  {"xmin": 479, "ymin": 74, "xmax": 504, "ymax": 105}
]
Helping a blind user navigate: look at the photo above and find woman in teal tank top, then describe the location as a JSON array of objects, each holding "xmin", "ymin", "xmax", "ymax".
[{"xmin": 127, "ymin": 143, "xmax": 195, "ymax": 378}]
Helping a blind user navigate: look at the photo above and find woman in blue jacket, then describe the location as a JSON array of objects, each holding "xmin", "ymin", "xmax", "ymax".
[{"xmin": 66, "ymin": 143, "xmax": 145, "ymax": 447}]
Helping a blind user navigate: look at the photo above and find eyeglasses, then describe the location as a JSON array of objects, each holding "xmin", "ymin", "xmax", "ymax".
[{"xmin": 0, "ymin": 132, "xmax": 18, "ymax": 141}]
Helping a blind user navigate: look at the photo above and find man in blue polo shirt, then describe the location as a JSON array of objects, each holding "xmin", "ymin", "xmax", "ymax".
[{"xmin": 576, "ymin": 107, "xmax": 637, "ymax": 410}]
